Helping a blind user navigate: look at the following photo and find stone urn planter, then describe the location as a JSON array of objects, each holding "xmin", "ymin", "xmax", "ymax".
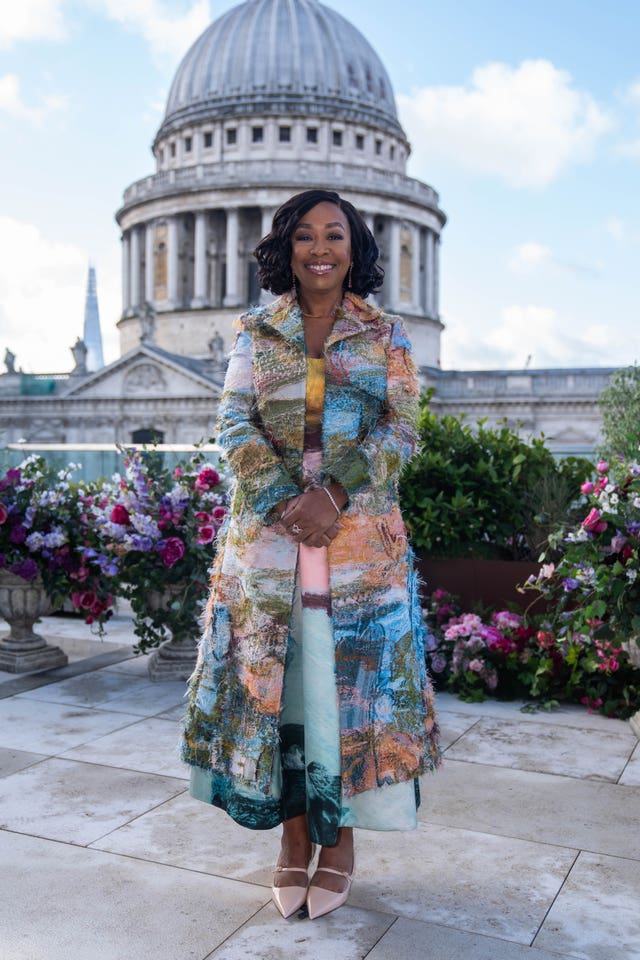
[
  {"xmin": 144, "ymin": 585, "xmax": 200, "ymax": 682},
  {"xmin": 0, "ymin": 570, "xmax": 68, "ymax": 673}
]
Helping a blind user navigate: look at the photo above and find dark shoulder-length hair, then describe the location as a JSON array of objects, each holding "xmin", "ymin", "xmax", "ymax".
[{"xmin": 254, "ymin": 189, "xmax": 384, "ymax": 298}]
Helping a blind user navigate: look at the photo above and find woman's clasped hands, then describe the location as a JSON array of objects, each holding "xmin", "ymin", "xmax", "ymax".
[{"xmin": 278, "ymin": 488, "xmax": 343, "ymax": 548}]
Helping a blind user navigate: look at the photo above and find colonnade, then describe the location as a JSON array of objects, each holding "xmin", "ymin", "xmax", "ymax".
[{"xmin": 121, "ymin": 206, "xmax": 440, "ymax": 319}]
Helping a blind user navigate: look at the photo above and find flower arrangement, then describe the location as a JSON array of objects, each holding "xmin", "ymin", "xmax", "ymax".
[
  {"xmin": 519, "ymin": 457, "xmax": 640, "ymax": 717},
  {"xmin": 0, "ymin": 455, "xmax": 116, "ymax": 630},
  {"xmin": 424, "ymin": 590, "xmax": 537, "ymax": 702},
  {"xmin": 84, "ymin": 446, "xmax": 228, "ymax": 654}
]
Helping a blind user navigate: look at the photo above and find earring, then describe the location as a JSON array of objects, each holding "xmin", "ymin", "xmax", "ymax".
[{"xmin": 347, "ymin": 262, "xmax": 353, "ymax": 290}]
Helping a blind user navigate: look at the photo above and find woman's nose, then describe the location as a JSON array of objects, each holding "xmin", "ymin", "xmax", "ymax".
[{"xmin": 310, "ymin": 237, "xmax": 329, "ymax": 255}]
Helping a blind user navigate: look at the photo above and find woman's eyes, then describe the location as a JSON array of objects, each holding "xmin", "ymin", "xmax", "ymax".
[{"xmin": 293, "ymin": 233, "xmax": 345, "ymax": 242}]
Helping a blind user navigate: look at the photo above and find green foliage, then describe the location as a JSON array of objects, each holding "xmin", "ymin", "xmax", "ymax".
[
  {"xmin": 400, "ymin": 396, "xmax": 592, "ymax": 559},
  {"xmin": 599, "ymin": 364, "xmax": 640, "ymax": 460}
]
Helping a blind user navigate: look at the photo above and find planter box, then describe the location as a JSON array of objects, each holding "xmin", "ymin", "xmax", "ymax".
[{"xmin": 417, "ymin": 557, "xmax": 541, "ymax": 611}]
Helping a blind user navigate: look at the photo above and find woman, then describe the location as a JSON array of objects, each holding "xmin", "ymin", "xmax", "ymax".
[{"xmin": 180, "ymin": 189, "xmax": 440, "ymax": 920}]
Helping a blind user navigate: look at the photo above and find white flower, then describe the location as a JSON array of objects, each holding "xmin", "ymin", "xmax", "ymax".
[
  {"xmin": 633, "ymin": 496, "xmax": 640, "ymax": 509},
  {"xmin": 627, "ymin": 569, "xmax": 638, "ymax": 582},
  {"xmin": 25, "ymin": 532, "xmax": 45, "ymax": 551},
  {"xmin": 609, "ymin": 493, "xmax": 619, "ymax": 506}
]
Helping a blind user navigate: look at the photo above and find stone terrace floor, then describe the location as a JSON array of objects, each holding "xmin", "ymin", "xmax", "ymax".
[{"xmin": 1, "ymin": 612, "xmax": 639, "ymax": 960}]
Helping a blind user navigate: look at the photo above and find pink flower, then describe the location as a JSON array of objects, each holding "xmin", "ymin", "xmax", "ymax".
[
  {"xmin": 0, "ymin": 502, "xmax": 7, "ymax": 524},
  {"xmin": 71, "ymin": 591, "xmax": 84, "ymax": 609},
  {"xmin": 582, "ymin": 508, "xmax": 608, "ymax": 534},
  {"xmin": 194, "ymin": 511, "xmax": 210, "ymax": 523},
  {"xmin": 195, "ymin": 467, "xmax": 220, "ymax": 491},
  {"xmin": 580, "ymin": 481, "xmax": 595, "ymax": 495},
  {"xmin": 110, "ymin": 504, "xmax": 131, "ymax": 526},
  {"xmin": 160, "ymin": 536, "xmax": 185, "ymax": 568},
  {"xmin": 197, "ymin": 525, "xmax": 216, "ymax": 545},
  {"xmin": 468, "ymin": 659, "xmax": 483, "ymax": 673},
  {"xmin": 173, "ymin": 466, "xmax": 184, "ymax": 478},
  {"xmin": 80, "ymin": 590, "xmax": 98, "ymax": 610},
  {"xmin": 211, "ymin": 506, "xmax": 227, "ymax": 522},
  {"xmin": 596, "ymin": 460, "xmax": 610, "ymax": 474}
]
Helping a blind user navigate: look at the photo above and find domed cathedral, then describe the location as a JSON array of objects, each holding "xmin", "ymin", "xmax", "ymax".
[{"xmin": 116, "ymin": 0, "xmax": 447, "ymax": 368}]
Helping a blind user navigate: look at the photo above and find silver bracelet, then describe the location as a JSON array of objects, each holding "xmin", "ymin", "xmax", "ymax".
[{"xmin": 321, "ymin": 485, "xmax": 341, "ymax": 519}]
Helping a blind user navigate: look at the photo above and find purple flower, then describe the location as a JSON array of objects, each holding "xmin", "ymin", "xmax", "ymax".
[
  {"xmin": 563, "ymin": 577, "xmax": 580, "ymax": 592},
  {"xmin": 9, "ymin": 524, "xmax": 27, "ymax": 545},
  {"xmin": 11, "ymin": 557, "xmax": 39, "ymax": 580},
  {"xmin": 0, "ymin": 553, "xmax": 6, "ymax": 568}
]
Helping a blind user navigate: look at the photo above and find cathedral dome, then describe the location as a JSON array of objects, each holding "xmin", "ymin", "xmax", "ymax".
[{"xmin": 157, "ymin": 0, "xmax": 404, "ymax": 142}]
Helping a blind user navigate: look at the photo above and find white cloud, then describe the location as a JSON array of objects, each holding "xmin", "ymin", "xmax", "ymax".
[
  {"xmin": 0, "ymin": 216, "xmax": 119, "ymax": 373},
  {"xmin": 441, "ymin": 303, "xmax": 627, "ymax": 370},
  {"xmin": 508, "ymin": 242, "xmax": 552, "ymax": 273},
  {"xmin": 0, "ymin": 0, "xmax": 66, "ymax": 48},
  {"xmin": 0, "ymin": 73, "xmax": 68, "ymax": 123},
  {"xmin": 88, "ymin": 0, "xmax": 211, "ymax": 64},
  {"xmin": 398, "ymin": 59, "xmax": 612, "ymax": 188}
]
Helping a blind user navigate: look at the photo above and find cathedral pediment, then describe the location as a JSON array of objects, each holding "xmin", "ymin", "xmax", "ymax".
[{"xmin": 61, "ymin": 345, "xmax": 224, "ymax": 400}]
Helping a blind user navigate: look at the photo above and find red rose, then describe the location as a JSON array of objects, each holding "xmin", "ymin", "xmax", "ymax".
[
  {"xmin": 582, "ymin": 508, "xmax": 607, "ymax": 534},
  {"xmin": 160, "ymin": 536, "xmax": 186, "ymax": 568},
  {"xmin": 197, "ymin": 525, "xmax": 215, "ymax": 545},
  {"xmin": 80, "ymin": 590, "xmax": 98, "ymax": 610},
  {"xmin": 196, "ymin": 468, "xmax": 220, "ymax": 491},
  {"xmin": 194, "ymin": 511, "xmax": 210, "ymax": 523},
  {"xmin": 211, "ymin": 506, "xmax": 227, "ymax": 522},
  {"xmin": 110, "ymin": 505, "xmax": 131, "ymax": 526}
]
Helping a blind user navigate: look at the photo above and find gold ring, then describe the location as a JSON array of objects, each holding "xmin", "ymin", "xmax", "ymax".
[{"xmin": 292, "ymin": 523, "xmax": 303, "ymax": 535}]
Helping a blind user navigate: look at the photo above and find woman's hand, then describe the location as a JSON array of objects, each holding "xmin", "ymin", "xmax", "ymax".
[{"xmin": 281, "ymin": 488, "xmax": 342, "ymax": 547}]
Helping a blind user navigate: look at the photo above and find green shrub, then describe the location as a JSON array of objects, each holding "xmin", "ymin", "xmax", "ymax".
[{"xmin": 400, "ymin": 394, "xmax": 592, "ymax": 560}]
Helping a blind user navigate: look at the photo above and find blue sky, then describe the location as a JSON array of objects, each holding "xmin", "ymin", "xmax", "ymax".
[{"xmin": 1, "ymin": 0, "xmax": 639, "ymax": 372}]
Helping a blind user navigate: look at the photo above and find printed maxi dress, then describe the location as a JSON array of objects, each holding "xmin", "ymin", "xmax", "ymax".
[
  {"xmin": 274, "ymin": 356, "xmax": 418, "ymax": 846},
  {"xmin": 190, "ymin": 355, "xmax": 421, "ymax": 842}
]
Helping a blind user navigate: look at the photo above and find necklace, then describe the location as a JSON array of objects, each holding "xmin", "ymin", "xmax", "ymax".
[{"xmin": 301, "ymin": 300, "xmax": 341, "ymax": 321}]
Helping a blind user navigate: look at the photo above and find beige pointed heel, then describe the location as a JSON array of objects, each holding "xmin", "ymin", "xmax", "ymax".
[
  {"xmin": 271, "ymin": 844, "xmax": 316, "ymax": 919},
  {"xmin": 306, "ymin": 856, "xmax": 355, "ymax": 920}
]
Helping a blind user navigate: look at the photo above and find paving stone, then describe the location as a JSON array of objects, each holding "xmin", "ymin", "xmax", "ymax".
[
  {"xmin": 91, "ymin": 790, "xmax": 280, "ymax": 884},
  {"xmin": 619, "ymin": 741, "xmax": 640, "ymax": 786},
  {"xmin": 348, "ymin": 821, "xmax": 577, "ymax": 943},
  {"xmin": 419, "ymin": 759, "xmax": 640, "ymax": 860},
  {"xmin": 0, "ymin": 830, "xmax": 268, "ymax": 960},
  {"xmin": 533, "ymin": 851, "xmax": 640, "ymax": 959},
  {"xmin": 445, "ymin": 717, "xmax": 637, "ymax": 781},
  {"xmin": 206, "ymin": 901, "xmax": 394, "ymax": 959},
  {"xmin": 434, "ymin": 692, "xmax": 634, "ymax": 734},
  {"xmin": 0, "ymin": 745, "xmax": 49, "ymax": 778},
  {"xmin": 14, "ymin": 669, "xmax": 150, "ymax": 707},
  {"xmin": 59, "ymin": 716, "xmax": 187, "ymax": 779},
  {"xmin": 0, "ymin": 696, "xmax": 141, "ymax": 753},
  {"xmin": 366, "ymin": 916, "xmax": 574, "ymax": 960},
  {"xmin": 436, "ymin": 710, "xmax": 481, "ymax": 750},
  {"xmin": 0, "ymin": 756, "xmax": 185, "ymax": 844}
]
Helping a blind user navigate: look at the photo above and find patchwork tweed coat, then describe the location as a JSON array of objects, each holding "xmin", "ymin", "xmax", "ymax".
[{"xmin": 180, "ymin": 290, "xmax": 441, "ymax": 827}]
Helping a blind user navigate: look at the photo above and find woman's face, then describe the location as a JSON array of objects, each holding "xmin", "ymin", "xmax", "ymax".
[{"xmin": 290, "ymin": 201, "xmax": 352, "ymax": 300}]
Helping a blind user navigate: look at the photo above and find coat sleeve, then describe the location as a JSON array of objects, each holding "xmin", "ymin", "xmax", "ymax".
[
  {"xmin": 328, "ymin": 317, "xmax": 420, "ymax": 496},
  {"xmin": 216, "ymin": 320, "xmax": 303, "ymax": 518}
]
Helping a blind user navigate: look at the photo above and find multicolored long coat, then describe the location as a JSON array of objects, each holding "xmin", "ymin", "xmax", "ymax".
[{"xmin": 180, "ymin": 290, "xmax": 441, "ymax": 826}]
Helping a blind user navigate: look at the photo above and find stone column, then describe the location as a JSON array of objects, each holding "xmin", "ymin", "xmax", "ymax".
[
  {"xmin": 261, "ymin": 206, "xmax": 274, "ymax": 241},
  {"xmin": 434, "ymin": 234, "xmax": 440, "ymax": 318},
  {"xmin": 425, "ymin": 230, "xmax": 435, "ymax": 317},
  {"xmin": 223, "ymin": 208, "xmax": 241, "ymax": 307},
  {"xmin": 388, "ymin": 218, "xmax": 401, "ymax": 310},
  {"xmin": 122, "ymin": 232, "xmax": 130, "ymax": 315},
  {"xmin": 192, "ymin": 210, "xmax": 208, "ymax": 307},
  {"xmin": 130, "ymin": 227, "xmax": 141, "ymax": 311},
  {"xmin": 364, "ymin": 212, "xmax": 375, "ymax": 235},
  {"xmin": 260, "ymin": 207, "xmax": 276, "ymax": 304},
  {"xmin": 145, "ymin": 222, "xmax": 154, "ymax": 304},
  {"xmin": 167, "ymin": 215, "xmax": 179, "ymax": 307},
  {"xmin": 412, "ymin": 223, "xmax": 421, "ymax": 311}
]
